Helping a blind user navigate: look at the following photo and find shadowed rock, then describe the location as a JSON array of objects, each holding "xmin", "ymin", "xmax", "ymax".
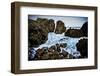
[
  {"xmin": 65, "ymin": 29, "xmax": 84, "ymax": 38},
  {"xmin": 76, "ymin": 39, "xmax": 88, "ymax": 58},
  {"xmin": 81, "ymin": 22, "xmax": 88, "ymax": 37},
  {"xmin": 55, "ymin": 20, "xmax": 66, "ymax": 34},
  {"xmin": 31, "ymin": 43, "xmax": 76, "ymax": 60},
  {"xmin": 28, "ymin": 18, "xmax": 56, "ymax": 47},
  {"xmin": 37, "ymin": 18, "xmax": 55, "ymax": 33},
  {"xmin": 48, "ymin": 19, "xmax": 55, "ymax": 32},
  {"xmin": 28, "ymin": 19, "xmax": 48, "ymax": 47}
]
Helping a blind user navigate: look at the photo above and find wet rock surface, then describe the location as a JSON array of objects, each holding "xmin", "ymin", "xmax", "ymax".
[
  {"xmin": 81, "ymin": 22, "xmax": 88, "ymax": 37},
  {"xmin": 28, "ymin": 18, "xmax": 88, "ymax": 60},
  {"xmin": 28, "ymin": 18, "xmax": 56, "ymax": 48},
  {"xmin": 55, "ymin": 20, "xmax": 66, "ymax": 34},
  {"xmin": 65, "ymin": 29, "xmax": 84, "ymax": 38},
  {"xmin": 28, "ymin": 19, "xmax": 48, "ymax": 47},
  {"xmin": 37, "ymin": 18, "xmax": 55, "ymax": 33},
  {"xmin": 65, "ymin": 22, "xmax": 88, "ymax": 38},
  {"xmin": 76, "ymin": 39, "xmax": 88, "ymax": 58},
  {"xmin": 28, "ymin": 43, "xmax": 76, "ymax": 60}
]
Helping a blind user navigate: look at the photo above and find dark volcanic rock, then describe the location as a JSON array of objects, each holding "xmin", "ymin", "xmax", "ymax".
[
  {"xmin": 41, "ymin": 54, "xmax": 49, "ymax": 60},
  {"xmin": 48, "ymin": 19, "xmax": 55, "ymax": 32},
  {"xmin": 65, "ymin": 29, "xmax": 84, "ymax": 38},
  {"xmin": 55, "ymin": 44, "xmax": 61, "ymax": 52},
  {"xmin": 55, "ymin": 20, "xmax": 66, "ymax": 34},
  {"xmin": 36, "ymin": 49, "xmax": 44, "ymax": 55},
  {"xmin": 28, "ymin": 19, "xmax": 48, "ymax": 47},
  {"xmin": 81, "ymin": 22, "xmax": 88, "ymax": 37},
  {"xmin": 76, "ymin": 39, "xmax": 88, "ymax": 58},
  {"xmin": 33, "ymin": 43, "xmax": 74, "ymax": 60},
  {"xmin": 62, "ymin": 49, "xmax": 68, "ymax": 57},
  {"xmin": 37, "ymin": 18, "xmax": 55, "ymax": 33},
  {"xmin": 37, "ymin": 18, "xmax": 50, "ymax": 33},
  {"xmin": 59, "ymin": 43, "xmax": 67, "ymax": 48},
  {"xmin": 28, "ymin": 47, "xmax": 36, "ymax": 60}
]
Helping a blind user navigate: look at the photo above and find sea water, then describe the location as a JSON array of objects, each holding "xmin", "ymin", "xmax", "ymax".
[{"xmin": 32, "ymin": 32, "xmax": 83, "ymax": 58}]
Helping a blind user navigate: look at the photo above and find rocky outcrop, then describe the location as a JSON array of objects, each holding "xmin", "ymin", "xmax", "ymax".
[
  {"xmin": 55, "ymin": 20, "xmax": 66, "ymax": 34},
  {"xmin": 29, "ymin": 43, "xmax": 75, "ymax": 60},
  {"xmin": 48, "ymin": 19, "xmax": 55, "ymax": 32},
  {"xmin": 28, "ymin": 18, "xmax": 68, "ymax": 47},
  {"xmin": 28, "ymin": 17, "xmax": 88, "ymax": 60},
  {"xmin": 28, "ymin": 19, "xmax": 48, "ymax": 47},
  {"xmin": 37, "ymin": 18, "xmax": 55, "ymax": 33},
  {"xmin": 76, "ymin": 39, "xmax": 88, "ymax": 58},
  {"xmin": 81, "ymin": 22, "xmax": 88, "ymax": 37},
  {"xmin": 65, "ymin": 29, "xmax": 84, "ymax": 38}
]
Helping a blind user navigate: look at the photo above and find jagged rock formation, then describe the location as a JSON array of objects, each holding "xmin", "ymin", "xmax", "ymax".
[
  {"xmin": 28, "ymin": 18, "xmax": 66, "ymax": 47},
  {"xmin": 28, "ymin": 43, "xmax": 75, "ymax": 60},
  {"xmin": 37, "ymin": 18, "xmax": 55, "ymax": 33},
  {"xmin": 81, "ymin": 22, "xmax": 88, "ymax": 37},
  {"xmin": 28, "ymin": 19, "xmax": 48, "ymax": 47},
  {"xmin": 65, "ymin": 29, "xmax": 84, "ymax": 38},
  {"xmin": 55, "ymin": 20, "xmax": 66, "ymax": 34},
  {"xmin": 76, "ymin": 39, "xmax": 88, "ymax": 58},
  {"xmin": 64, "ymin": 22, "xmax": 88, "ymax": 38},
  {"xmin": 28, "ymin": 17, "xmax": 88, "ymax": 60}
]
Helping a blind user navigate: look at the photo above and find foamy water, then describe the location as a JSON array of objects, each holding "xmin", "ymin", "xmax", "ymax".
[{"xmin": 32, "ymin": 32, "xmax": 87, "ymax": 58}]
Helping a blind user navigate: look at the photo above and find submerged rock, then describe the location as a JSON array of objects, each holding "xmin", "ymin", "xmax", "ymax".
[
  {"xmin": 28, "ymin": 47, "xmax": 36, "ymax": 60},
  {"xmin": 55, "ymin": 20, "xmax": 66, "ymax": 34},
  {"xmin": 81, "ymin": 22, "xmax": 88, "ymax": 37},
  {"xmin": 65, "ymin": 29, "xmax": 84, "ymax": 38},
  {"xmin": 76, "ymin": 39, "xmax": 88, "ymax": 58}
]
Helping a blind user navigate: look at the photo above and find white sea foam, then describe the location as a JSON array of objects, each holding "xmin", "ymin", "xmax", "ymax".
[{"xmin": 33, "ymin": 32, "xmax": 86, "ymax": 57}]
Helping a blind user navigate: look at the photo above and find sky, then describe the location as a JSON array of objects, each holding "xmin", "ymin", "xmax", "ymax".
[{"xmin": 28, "ymin": 15, "xmax": 88, "ymax": 28}]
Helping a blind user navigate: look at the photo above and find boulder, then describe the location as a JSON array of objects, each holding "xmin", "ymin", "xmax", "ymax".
[
  {"xmin": 81, "ymin": 22, "xmax": 88, "ymax": 37},
  {"xmin": 37, "ymin": 18, "xmax": 55, "ymax": 33},
  {"xmin": 59, "ymin": 43, "xmax": 67, "ymax": 48},
  {"xmin": 55, "ymin": 20, "xmax": 66, "ymax": 34},
  {"xmin": 55, "ymin": 44, "xmax": 61, "ymax": 52},
  {"xmin": 36, "ymin": 49, "xmax": 44, "ymax": 55},
  {"xmin": 76, "ymin": 39, "xmax": 88, "ymax": 58},
  {"xmin": 65, "ymin": 29, "xmax": 84, "ymax": 38},
  {"xmin": 61, "ymin": 50, "xmax": 68, "ymax": 57},
  {"xmin": 41, "ymin": 54, "xmax": 49, "ymax": 60},
  {"xmin": 32, "ymin": 43, "xmax": 76, "ymax": 60},
  {"xmin": 28, "ymin": 19, "xmax": 48, "ymax": 47},
  {"xmin": 48, "ymin": 19, "xmax": 55, "ymax": 32}
]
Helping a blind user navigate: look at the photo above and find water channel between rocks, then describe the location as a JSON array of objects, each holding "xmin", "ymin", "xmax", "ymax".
[{"xmin": 30, "ymin": 32, "xmax": 87, "ymax": 59}]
